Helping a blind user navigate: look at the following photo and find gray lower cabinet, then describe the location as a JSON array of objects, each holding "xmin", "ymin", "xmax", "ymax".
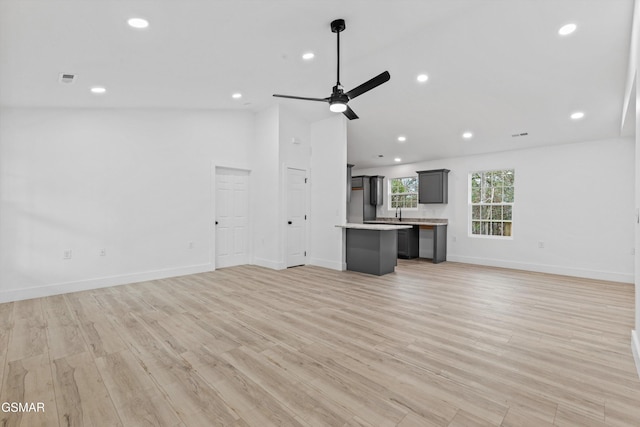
[
  {"xmin": 417, "ymin": 169, "xmax": 450, "ymax": 204},
  {"xmin": 345, "ymin": 228, "xmax": 398, "ymax": 275},
  {"xmin": 430, "ymin": 225, "xmax": 447, "ymax": 263},
  {"xmin": 397, "ymin": 226, "xmax": 419, "ymax": 259}
]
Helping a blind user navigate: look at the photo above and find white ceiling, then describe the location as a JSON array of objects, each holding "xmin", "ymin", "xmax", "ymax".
[{"xmin": 0, "ymin": 0, "xmax": 634, "ymax": 168}]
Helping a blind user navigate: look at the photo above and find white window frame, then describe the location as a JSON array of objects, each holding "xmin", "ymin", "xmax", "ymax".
[
  {"xmin": 468, "ymin": 169, "xmax": 514, "ymax": 239},
  {"xmin": 388, "ymin": 176, "xmax": 419, "ymax": 211}
]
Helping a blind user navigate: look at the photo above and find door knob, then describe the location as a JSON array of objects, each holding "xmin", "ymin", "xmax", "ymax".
[
  {"xmin": 288, "ymin": 221, "xmax": 292, "ymax": 225},
  {"xmin": 215, "ymin": 221, "xmax": 218, "ymax": 225}
]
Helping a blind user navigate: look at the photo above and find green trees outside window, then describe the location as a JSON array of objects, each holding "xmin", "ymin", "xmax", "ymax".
[
  {"xmin": 390, "ymin": 177, "xmax": 418, "ymax": 209},
  {"xmin": 470, "ymin": 169, "xmax": 514, "ymax": 237}
]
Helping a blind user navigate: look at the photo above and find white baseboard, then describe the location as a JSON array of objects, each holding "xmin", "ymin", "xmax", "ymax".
[
  {"xmin": 633, "ymin": 330, "xmax": 640, "ymax": 380},
  {"xmin": 308, "ymin": 257, "xmax": 344, "ymax": 271},
  {"xmin": 0, "ymin": 263, "xmax": 214, "ymax": 303},
  {"xmin": 447, "ymin": 254, "xmax": 633, "ymax": 283},
  {"xmin": 252, "ymin": 257, "xmax": 286, "ymax": 270}
]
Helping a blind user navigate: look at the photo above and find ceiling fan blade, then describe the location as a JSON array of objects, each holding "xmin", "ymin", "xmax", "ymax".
[
  {"xmin": 273, "ymin": 94, "xmax": 329, "ymax": 102},
  {"xmin": 343, "ymin": 105, "xmax": 359, "ymax": 120},
  {"xmin": 345, "ymin": 71, "xmax": 390, "ymax": 100}
]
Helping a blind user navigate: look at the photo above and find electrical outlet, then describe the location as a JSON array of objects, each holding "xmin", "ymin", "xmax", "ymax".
[
  {"xmin": 63, "ymin": 250, "xmax": 72, "ymax": 259},
  {"xmin": 452, "ymin": 236, "xmax": 457, "ymax": 243},
  {"xmin": 537, "ymin": 241, "xmax": 545, "ymax": 249},
  {"xmin": 188, "ymin": 241, "xmax": 194, "ymax": 249},
  {"xmin": 99, "ymin": 248, "xmax": 106, "ymax": 256},
  {"xmin": 631, "ymin": 248, "xmax": 635, "ymax": 256}
]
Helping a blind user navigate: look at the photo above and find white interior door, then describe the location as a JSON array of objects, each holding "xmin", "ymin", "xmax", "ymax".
[
  {"xmin": 215, "ymin": 168, "xmax": 250, "ymax": 268},
  {"xmin": 286, "ymin": 168, "xmax": 307, "ymax": 267}
]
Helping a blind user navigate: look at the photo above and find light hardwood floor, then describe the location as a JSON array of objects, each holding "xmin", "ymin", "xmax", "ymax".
[{"xmin": 1, "ymin": 260, "xmax": 639, "ymax": 426}]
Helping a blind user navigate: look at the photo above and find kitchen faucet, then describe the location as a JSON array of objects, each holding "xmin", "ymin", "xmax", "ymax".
[{"xmin": 395, "ymin": 206, "xmax": 402, "ymax": 221}]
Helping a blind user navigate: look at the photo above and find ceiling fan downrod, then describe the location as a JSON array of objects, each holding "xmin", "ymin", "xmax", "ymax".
[{"xmin": 331, "ymin": 19, "xmax": 346, "ymax": 89}]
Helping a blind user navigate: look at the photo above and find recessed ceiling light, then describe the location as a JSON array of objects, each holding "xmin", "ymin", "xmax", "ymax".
[
  {"xmin": 570, "ymin": 111, "xmax": 584, "ymax": 120},
  {"xmin": 232, "ymin": 93, "xmax": 242, "ymax": 99},
  {"xmin": 397, "ymin": 136, "xmax": 407, "ymax": 142},
  {"xmin": 462, "ymin": 131, "xmax": 473, "ymax": 139},
  {"xmin": 302, "ymin": 52, "xmax": 315, "ymax": 60},
  {"xmin": 394, "ymin": 158, "xmax": 402, "ymax": 162},
  {"xmin": 416, "ymin": 74, "xmax": 429, "ymax": 83},
  {"xmin": 128, "ymin": 18, "xmax": 149, "ymax": 29},
  {"xmin": 90, "ymin": 86, "xmax": 106, "ymax": 94},
  {"xmin": 558, "ymin": 23, "xmax": 577, "ymax": 36}
]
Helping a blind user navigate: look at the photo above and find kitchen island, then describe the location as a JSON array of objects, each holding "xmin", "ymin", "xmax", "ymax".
[{"xmin": 336, "ymin": 223, "xmax": 412, "ymax": 275}]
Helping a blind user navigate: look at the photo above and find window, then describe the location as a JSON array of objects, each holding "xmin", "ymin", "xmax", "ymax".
[
  {"xmin": 470, "ymin": 169, "xmax": 514, "ymax": 237},
  {"xmin": 390, "ymin": 177, "xmax": 418, "ymax": 209}
]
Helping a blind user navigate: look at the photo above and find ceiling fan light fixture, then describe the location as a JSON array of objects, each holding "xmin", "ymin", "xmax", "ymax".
[{"xmin": 329, "ymin": 101, "xmax": 347, "ymax": 113}]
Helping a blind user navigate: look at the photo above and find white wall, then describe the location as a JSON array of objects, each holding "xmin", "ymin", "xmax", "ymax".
[
  {"xmin": 309, "ymin": 115, "xmax": 347, "ymax": 270},
  {"xmin": 635, "ymin": 70, "xmax": 640, "ymax": 376},
  {"xmin": 631, "ymin": 0, "xmax": 640, "ymax": 379},
  {"xmin": 250, "ymin": 105, "xmax": 312, "ymax": 269},
  {"xmin": 0, "ymin": 107, "xmax": 254, "ymax": 302},
  {"xmin": 279, "ymin": 106, "xmax": 312, "ymax": 266},
  {"xmin": 355, "ymin": 137, "xmax": 635, "ymax": 283},
  {"xmin": 279, "ymin": 106, "xmax": 311, "ymax": 171},
  {"xmin": 250, "ymin": 106, "xmax": 281, "ymax": 269}
]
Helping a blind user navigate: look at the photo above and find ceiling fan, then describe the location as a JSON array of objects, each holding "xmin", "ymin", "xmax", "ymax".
[{"xmin": 273, "ymin": 19, "xmax": 390, "ymax": 120}]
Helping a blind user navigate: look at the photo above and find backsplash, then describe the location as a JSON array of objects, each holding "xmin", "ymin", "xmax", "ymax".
[{"xmin": 376, "ymin": 217, "xmax": 448, "ymax": 224}]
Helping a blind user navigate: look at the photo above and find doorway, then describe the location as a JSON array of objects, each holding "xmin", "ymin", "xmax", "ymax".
[
  {"xmin": 215, "ymin": 167, "xmax": 250, "ymax": 268},
  {"xmin": 286, "ymin": 168, "xmax": 307, "ymax": 267}
]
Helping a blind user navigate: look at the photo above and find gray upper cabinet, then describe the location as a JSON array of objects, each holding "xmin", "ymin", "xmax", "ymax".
[
  {"xmin": 369, "ymin": 175, "xmax": 384, "ymax": 206},
  {"xmin": 417, "ymin": 169, "xmax": 450, "ymax": 204}
]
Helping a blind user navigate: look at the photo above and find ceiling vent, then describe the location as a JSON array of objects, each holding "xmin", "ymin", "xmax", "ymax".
[
  {"xmin": 511, "ymin": 132, "xmax": 528, "ymax": 138},
  {"xmin": 58, "ymin": 73, "xmax": 76, "ymax": 84}
]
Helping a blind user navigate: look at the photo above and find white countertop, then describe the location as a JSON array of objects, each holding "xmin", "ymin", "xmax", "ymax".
[{"xmin": 336, "ymin": 223, "xmax": 413, "ymax": 231}]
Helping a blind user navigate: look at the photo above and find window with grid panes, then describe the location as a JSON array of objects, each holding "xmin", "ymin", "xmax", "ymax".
[
  {"xmin": 389, "ymin": 177, "xmax": 418, "ymax": 209},
  {"xmin": 470, "ymin": 169, "xmax": 514, "ymax": 237}
]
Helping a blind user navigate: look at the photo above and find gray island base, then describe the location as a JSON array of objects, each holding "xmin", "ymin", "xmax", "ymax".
[{"xmin": 336, "ymin": 223, "xmax": 412, "ymax": 276}]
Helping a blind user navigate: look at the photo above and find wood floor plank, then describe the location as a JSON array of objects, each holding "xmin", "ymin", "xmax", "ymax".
[
  {"xmin": 79, "ymin": 319, "xmax": 128, "ymax": 359},
  {"xmin": 6, "ymin": 305, "xmax": 46, "ymax": 362},
  {"xmin": 262, "ymin": 344, "xmax": 406, "ymax": 427},
  {"xmin": 0, "ymin": 353, "xmax": 58, "ymax": 427},
  {"xmin": 185, "ymin": 346, "xmax": 308, "ymax": 427},
  {"xmin": 95, "ymin": 350, "xmax": 182, "ymax": 426},
  {"xmin": 501, "ymin": 406, "xmax": 556, "ymax": 427},
  {"xmin": 0, "ymin": 261, "xmax": 638, "ymax": 426},
  {"xmin": 221, "ymin": 346, "xmax": 356, "ymax": 427},
  {"xmin": 51, "ymin": 351, "xmax": 122, "ymax": 426},
  {"xmin": 0, "ymin": 301, "xmax": 13, "ymax": 391}
]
